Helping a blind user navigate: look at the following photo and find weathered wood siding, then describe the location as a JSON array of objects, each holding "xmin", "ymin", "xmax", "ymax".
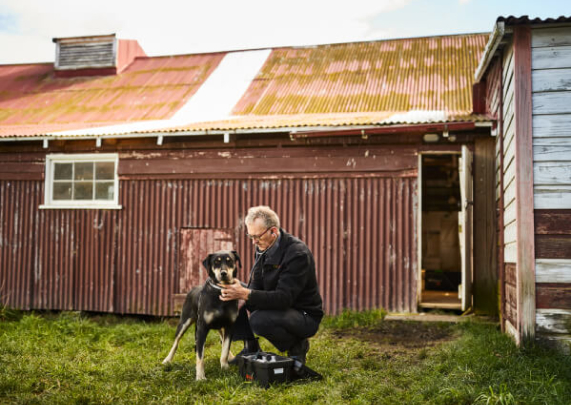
[
  {"xmin": 473, "ymin": 137, "xmax": 498, "ymax": 315},
  {"xmin": 485, "ymin": 55, "xmax": 505, "ymax": 320},
  {"xmin": 55, "ymin": 36, "xmax": 116, "ymax": 70},
  {"xmin": 502, "ymin": 43, "xmax": 517, "ymax": 266},
  {"xmin": 498, "ymin": 42, "xmax": 520, "ymax": 340},
  {"xmin": 513, "ymin": 26, "xmax": 536, "ymax": 346},
  {"xmin": 495, "ymin": 27, "xmax": 537, "ymax": 345},
  {"xmin": 531, "ymin": 25, "xmax": 571, "ymax": 352},
  {"xmin": 504, "ymin": 263, "xmax": 517, "ymax": 329}
]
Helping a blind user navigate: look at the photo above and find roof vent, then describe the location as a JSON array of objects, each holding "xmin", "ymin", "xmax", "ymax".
[{"xmin": 52, "ymin": 34, "xmax": 146, "ymax": 78}]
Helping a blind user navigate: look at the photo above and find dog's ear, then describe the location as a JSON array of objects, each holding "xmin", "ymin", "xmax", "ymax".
[
  {"xmin": 202, "ymin": 254, "xmax": 214, "ymax": 271},
  {"xmin": 231, "ymin": 250, "xmax": 241, "ymax": 268}
]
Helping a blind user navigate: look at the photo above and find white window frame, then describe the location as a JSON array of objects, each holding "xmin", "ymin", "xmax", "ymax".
[{"xmin": 40, "ymin": 153, "xmax": 122, "ymax": 210}]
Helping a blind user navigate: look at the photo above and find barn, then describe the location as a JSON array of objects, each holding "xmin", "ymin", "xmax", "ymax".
[
  {"xmin": 475, "ymin": 16, "xmax": 571, "ymax": 352},
  {"xmin": 0, "ymin": 31, "xmax": 497, "ymax": 318}
]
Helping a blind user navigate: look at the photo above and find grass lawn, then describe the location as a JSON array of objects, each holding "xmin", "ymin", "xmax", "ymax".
[{"xmin": 1, "ymin": 309, "xmax": 570, "ymax": 404}]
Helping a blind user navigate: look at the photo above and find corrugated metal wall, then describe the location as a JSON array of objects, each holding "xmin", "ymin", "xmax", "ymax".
[
  {"xmin": 0, "ymin": 175, "xmax": 417, "ymax": 316},
  {"xmin": 0, "ymin": 180, "xmax": 41, "ymax": 310}
]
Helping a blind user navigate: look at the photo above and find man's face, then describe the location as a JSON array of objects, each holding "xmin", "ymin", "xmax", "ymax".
[{"xmin": 246, "ymin": 218, "xmax": 276, "ymax": 251}]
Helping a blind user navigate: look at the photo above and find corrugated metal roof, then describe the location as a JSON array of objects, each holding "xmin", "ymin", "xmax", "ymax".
[
  {"xmin": 497, "ymin": 15, "xmax": 571, "ymax": 25},
  {"xmin": 233, "ymin": 34, "xmax": 488, "ymax": 116},
  {"xmin": 0, "ymin": 53, "xmax": 225, "ymax": 136},
  {"xmin": 161, "ymin": 111, "xmax": 490, "ymax": 133},
  {"xmin": 0, "ymin": 33, "xmax": 490, "ymax": 139},
  {"xmin": 475, "ymin": 15, "xmax": 571, "ymax": 82}
]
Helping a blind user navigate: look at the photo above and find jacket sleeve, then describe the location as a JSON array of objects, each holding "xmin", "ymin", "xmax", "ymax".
[
  {"xmin": 247, "ymin": 251, "xmax": 310, "ymax": 311},
  {"xmin": 248, "ymin": 263, "xmax": 263, "ymax": 291}
]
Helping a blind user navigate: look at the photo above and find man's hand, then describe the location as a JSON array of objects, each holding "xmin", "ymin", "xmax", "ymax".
[{"xmin": 220, "ymin": 279, "xmax": 250, "ymax": 301}]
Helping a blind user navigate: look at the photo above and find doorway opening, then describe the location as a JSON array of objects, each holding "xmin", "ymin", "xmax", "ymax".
[{"xmin": 420, "ymin": 154, "xmax": 463, "ymax": 310}]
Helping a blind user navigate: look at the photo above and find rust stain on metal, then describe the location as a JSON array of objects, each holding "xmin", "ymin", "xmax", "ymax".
[
  {"xmin": 233, "ymin": 34, "xmax": 488, "ymax": 116},
  {"xmin": 1, "ymin": 172, "xmax": 418, "ymax": 316},
  {"xmin": 179, "ymin": 228, "xmax": 234, "ymax": 293},
  {"xmin": 0, "ymin": 34, "xmax": 487, "ymax": 137},
  {"xmin": 0, "ymin": 53, "xmax": 225, "ymax": 129}
]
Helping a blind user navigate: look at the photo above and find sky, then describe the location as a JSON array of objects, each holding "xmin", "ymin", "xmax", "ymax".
[{"xmin": 0, "ymin": 0, "xmax": 569, "ymax": 65}]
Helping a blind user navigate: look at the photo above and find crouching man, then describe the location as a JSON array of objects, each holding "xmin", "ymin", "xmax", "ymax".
[{"xmin": 219, "ymin": 205, "xmax": 323, "ymax": 367}]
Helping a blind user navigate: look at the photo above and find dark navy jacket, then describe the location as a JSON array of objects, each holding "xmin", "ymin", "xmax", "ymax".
[{"xmin": 246, "ymin": 229, "xmax": 324, "ymax": 321}]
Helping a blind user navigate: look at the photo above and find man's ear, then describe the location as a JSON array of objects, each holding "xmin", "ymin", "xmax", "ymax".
[
  {"xmin": 202, "ymin": 254, "xmax": 213, "ymax": 270},
  {"xmin": 231, "ymin": 250, "xmax": 242, "ymax": 268}
]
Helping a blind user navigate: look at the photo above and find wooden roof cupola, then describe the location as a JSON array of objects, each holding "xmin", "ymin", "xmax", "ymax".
[{"xmin": 52, "ymin": 34, "xmax": 146, "ymax": 78}]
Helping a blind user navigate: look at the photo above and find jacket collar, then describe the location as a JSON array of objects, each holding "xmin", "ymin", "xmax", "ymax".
[{"xmin": 262, "ymin": 228, "xmax": 289, "ymax": 265}]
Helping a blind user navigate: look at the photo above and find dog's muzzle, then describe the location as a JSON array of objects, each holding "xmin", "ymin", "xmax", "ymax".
[{"xmin": 219, "ymin": 269, "xmax": 233, "ymax": 283}]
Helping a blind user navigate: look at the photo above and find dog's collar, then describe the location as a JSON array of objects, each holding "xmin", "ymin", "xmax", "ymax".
[{"xmin": 206, "ymin": 279, "xmax": 231, "ymax": 291}]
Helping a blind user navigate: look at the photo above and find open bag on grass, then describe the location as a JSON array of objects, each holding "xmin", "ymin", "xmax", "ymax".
[{"xmin": 237, "ymin": 351, "xmax": 322, "ymax": 388}]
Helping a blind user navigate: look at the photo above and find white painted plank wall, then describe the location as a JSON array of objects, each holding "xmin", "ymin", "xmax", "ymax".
[
  {"xmin": 532, "ymin": 26, "xmax": 571, "ymax": 211},
  {"xmin": 536, "ymin": 309, "xmax": 571, "ymax": 334},
  {"xmin": 536, "ymin": 259, "xmax": 571, "ymax": 283},
  {"xmin": 502, "ymin": 43, "xmax": 518, "ymax": 263},
  {"xmin": 531, "ymin": 26, "xmax": 571, "ymax": 348}
]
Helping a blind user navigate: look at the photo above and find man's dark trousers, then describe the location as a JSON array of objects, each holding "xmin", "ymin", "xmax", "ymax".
[{"xmin": 233, "ymin": 306, "xmax": 320, "ymax": 352}]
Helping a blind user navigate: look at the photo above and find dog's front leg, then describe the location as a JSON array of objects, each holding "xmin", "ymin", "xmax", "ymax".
[
  {"xmin": 219, "ymin": 327, "xmax": 233, "ymax": 369},
  {"xmin": 195, "ymin": 323, "xmax": 209, "ymax": 381}
]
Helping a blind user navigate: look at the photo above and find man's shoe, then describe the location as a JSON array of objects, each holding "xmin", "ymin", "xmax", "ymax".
[
  {"xmin": 288, "ymin": 338, "xmax": 310, "ymax": 366},
  {"xmin": 229, "ymin": 338, "xmax": 260, "ymax": 365}
]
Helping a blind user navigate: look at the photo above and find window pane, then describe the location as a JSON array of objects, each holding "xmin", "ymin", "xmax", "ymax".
[
  {"xmin": 95, "ymin": 182, "xmax": 114, "ymax": 200},
  {"xmin": 53, "ymin": 182, "xmax": 72, "ymax": 200},
  {"xmin": 95, "ymin": 162, "xmax": 115, "ymax": 180},
  {"xmin": 74, "ymin": 162, "xmax": 93, "ymax": 181},
  {"xmin": 74, "ymin": 182, "xmax": 93, "ymax": 200},
  {"xmin": 54, "ymin": 163, "xmax": 72, "ymax": 180}
]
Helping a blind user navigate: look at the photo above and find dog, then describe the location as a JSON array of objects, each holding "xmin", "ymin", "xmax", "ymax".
[{"xmin": 162, "ymin": 250, "xmax": 241, "ymax": 380}]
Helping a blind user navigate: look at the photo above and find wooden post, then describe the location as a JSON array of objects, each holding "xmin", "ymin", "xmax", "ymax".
[
  {"xmin": 513, "ymin": 25, "xmax": 536, "ymax": 345},
  {"xmin": 473, "ymin": 136, "xmax": 498, "ymax": 315}
]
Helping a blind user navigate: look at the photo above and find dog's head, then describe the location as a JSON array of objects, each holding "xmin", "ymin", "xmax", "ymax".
[{"xmin": 202, "ymin": 250, "xmax": 241, "ymax": 285}]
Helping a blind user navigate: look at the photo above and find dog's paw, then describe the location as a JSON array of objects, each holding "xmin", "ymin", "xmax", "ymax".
[
  {"xmin": 196, "ymin": 363, "xmax": 206, "ymax": 380},
  {"xmin": 221, "ymin": 362, "xmax": 230, "ymax": 370}
]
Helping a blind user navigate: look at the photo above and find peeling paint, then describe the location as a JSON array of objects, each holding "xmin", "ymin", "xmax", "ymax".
[{"xmin": 1, "ymin": 175, "xmax": 417, "ymax": 315}]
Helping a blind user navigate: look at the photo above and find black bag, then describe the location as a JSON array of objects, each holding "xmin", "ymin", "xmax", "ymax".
[{"xmin": 237, "ymin": 351, "xmax": 322, "ymax": 388}]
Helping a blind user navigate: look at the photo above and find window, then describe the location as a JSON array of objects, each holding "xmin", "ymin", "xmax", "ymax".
[{"xmin": 41, "ymin": 154, "xmax": 121, "ymax": 209}]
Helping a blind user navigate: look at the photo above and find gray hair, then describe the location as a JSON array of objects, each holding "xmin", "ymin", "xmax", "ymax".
[{"xmin": 245, "ymin": 206, "xmax": 280, "ymax": 229}]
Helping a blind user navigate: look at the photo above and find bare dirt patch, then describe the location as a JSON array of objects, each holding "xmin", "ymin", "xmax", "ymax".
[{"xmin": 331, "ymin": 320, "xmax": 456, "ymax": 356}]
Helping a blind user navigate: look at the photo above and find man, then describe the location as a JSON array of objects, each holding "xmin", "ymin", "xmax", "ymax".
[{"xmin": 219, "ymin": 205, "xmax": 323, "ymax": 366}]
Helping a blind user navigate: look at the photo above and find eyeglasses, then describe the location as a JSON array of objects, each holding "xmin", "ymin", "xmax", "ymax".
[{"xmin": 246, "ymin": 227, "xmax": 272, "ymax": 241}]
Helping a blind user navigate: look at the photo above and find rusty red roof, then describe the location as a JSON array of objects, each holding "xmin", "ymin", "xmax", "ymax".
[
  {"xmin": 0, "ymin": 33, "xmax": 490, "ymax": 139},
  {"xmin": 0, "ymin": 53, "xmax": 225, "ymax": 136},
  {"xmin": 233, "ymin": 34, "xmax": 488, "ymax": 115}
]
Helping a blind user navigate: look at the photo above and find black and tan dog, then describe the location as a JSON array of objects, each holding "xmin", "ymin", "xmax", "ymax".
[{"xmin": 162, "ymin": 250, "xmax": 241, "ymax": 380}]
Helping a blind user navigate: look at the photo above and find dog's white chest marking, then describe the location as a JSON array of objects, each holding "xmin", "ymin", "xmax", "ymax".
[{"xmin": 203, "ymin": 309, "xmax": 221, "ymax": 325}]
